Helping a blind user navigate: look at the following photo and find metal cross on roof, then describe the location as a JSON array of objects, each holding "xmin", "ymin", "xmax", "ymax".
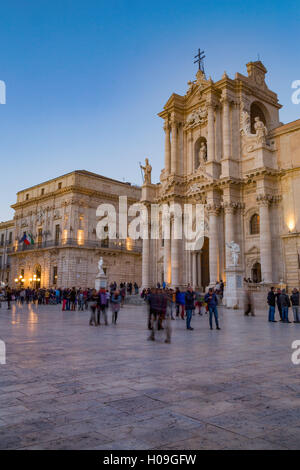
[{"xmin": 194, "ymin": 48, "xmax": 205, "ymax": 73}]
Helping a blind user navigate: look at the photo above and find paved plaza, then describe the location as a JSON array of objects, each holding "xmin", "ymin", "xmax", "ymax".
[{"xmin": 0, "ymin": 301, "xmax": 300, "ymax": 450}]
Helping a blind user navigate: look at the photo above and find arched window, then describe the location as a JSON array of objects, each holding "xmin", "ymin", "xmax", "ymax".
[
  {"xmin": 250, "ymin": 214, "xmax": 260, "ymax": 235},
  {"xmin": 250, "ymin": 102, "xmax": 266, "ymax": 134}
]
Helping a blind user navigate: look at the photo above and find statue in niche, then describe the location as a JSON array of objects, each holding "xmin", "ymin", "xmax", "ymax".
[
  {"xmin": 199, "ymin": 142, "xmax": 207, "ymax": 162},
  {"xmin": 254, "ymin": 116, "xmax": 268, "ymax": 144}
]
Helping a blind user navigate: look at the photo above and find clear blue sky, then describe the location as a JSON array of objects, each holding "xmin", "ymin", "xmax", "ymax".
[{"xmin": 0, "ymin": 0, "xmax": 299, "ymax": 221}]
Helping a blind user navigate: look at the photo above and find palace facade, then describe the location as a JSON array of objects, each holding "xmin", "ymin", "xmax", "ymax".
[
  {"xmin": 3, "ymin": 170, "xmax": 142, "ymax": 288},
  {"xmin": 141, "ymin": 61, "xmax": 300, "ymax": 293}
]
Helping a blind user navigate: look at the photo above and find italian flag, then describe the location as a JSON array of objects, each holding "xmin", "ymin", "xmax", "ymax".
[
  {"xmin": 27, "ymin": 232, "xmax": 35, "ymax": 245},
  {"xmin": 21, "ymin": 232, "xmax": 35, "ymax": 245}
]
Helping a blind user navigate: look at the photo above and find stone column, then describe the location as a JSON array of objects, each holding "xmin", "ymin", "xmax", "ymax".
[
  {"xmin": 192, "ymin": 252, "xmax": 197, "ymax": 288},
  {"xmin": 171, "ymin": 218, "xmax": 180, "ymax": 287},
  {"xmin": 224, "ymin": 203, "xmax": 236, "ymax": 268},
  {"xmin": 163, "ymin": 238, "xmax": 171, "ymax": 285},
  {"xmin": 142, "ymin": 211, "xmax": 150, "ymax": 288},
  {"xmin": 207, "ymin": 104, "xmax": 215, "ymax": 162},
  {"xmin": 222, "ymin": 98, "xmax": 231, "ymax": 160},
  {"xmin": 171, "ymin": 119, "xmax": 177, "ymax": 174},
  {"xmin": 164, "ymin": 123, "xmax": 171, "ymax": 174},
  {"xmin": 208, "ymin": 205, "xmax": 220, "ymax": 285},
  {"xmin": 197, "ymin": 252, "xmax": 202, "ymax": 289},
  {"xmin": 188, "ymin": 130, "xmax": 193, "ymax": 173},
  {"xmin": 258, "ymin": 196, "xmax": 273, "ymax": 283}
]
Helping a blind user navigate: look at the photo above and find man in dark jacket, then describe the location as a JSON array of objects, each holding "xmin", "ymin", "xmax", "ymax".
[
  {"xmin": 290, "ymin": 288, "xmax": 300, "ymax": 323},
  {"xmin": 267, "ymin": 287, "xmax": 277, "ymax": 322},
  {"xmin": 279, "ymin": 289, "xmax": 291, "ymax": 323},
  {"xmin": 204, "ymin": 288, "xmax": 220, "ymax": 330},
  {"xmin": 184, "ymin": 287, "xmax": 195, "ymax": 330}
]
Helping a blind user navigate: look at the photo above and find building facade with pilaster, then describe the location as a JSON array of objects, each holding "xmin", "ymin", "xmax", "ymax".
[
  {"xmin": 7, "ymin": 170, "xmax": 142, "ymax": 289},
  {"xmin": 141, "ymin": 61, "xmax": 300, "ymax": 296}
]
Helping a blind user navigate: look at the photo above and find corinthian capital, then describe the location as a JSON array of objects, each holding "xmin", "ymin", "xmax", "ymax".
[
  {"xmin": 223, "ymin": 201, "xmax": 237, "ymax": 213},
  {"xmin": 206, "ymin": 203, "xmax": 221, "ymax": 215},
  {"xmin": 256, "ymin": 194, "xmax": 273, "ymax": 206}
]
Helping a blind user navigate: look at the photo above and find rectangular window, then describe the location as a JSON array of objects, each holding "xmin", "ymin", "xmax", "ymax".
[
  {"xmin": 58, "ymin": 182, "xmax": 62, "ymax": 189},
  {"xmin": 0, "ymin": 256, "xmax": 2, "ymax": 268},
  {"xmin": 8, "ymin": 232, "xmax": 12, "ymax": 244},
  {"xmin": 55, "ymin": 224, "xmax": 60, "ymax": 244},
  {"xmin": 26, "ymin": 194, "xmax": 29, "ymax": 200},
  {"xmin": 53, "ymin": 266, "xmax": 58, "ymax": 285},
  {"xmin": 0, "ymin": 234, "xmax": 4, "ymax": 246},
  {"xmin": 41, "ymin": 188, "xmax": 45, "ymax": 195},
  {"xmin": 38, "ymin": 228, "xmax": 43, "ymax": 246}
]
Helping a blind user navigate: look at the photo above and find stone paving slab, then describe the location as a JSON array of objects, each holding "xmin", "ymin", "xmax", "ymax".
[{"xmin": 0, "ymin": 302, "xmax": 300, "ymax": 449}]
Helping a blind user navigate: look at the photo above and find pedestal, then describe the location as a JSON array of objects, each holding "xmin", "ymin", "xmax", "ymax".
[
  {"xmin": 224, "ymin": 267, "xmax": 245, "ymax": 308},
  {"xmin": 95, "ymin": 273, "xmax": 107, "ymax": 291}
]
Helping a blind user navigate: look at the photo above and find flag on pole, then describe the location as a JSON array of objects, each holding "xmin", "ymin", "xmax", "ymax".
[{"xmin": 19, "ymin": 232, "xmax": 34, "ymax": 245}]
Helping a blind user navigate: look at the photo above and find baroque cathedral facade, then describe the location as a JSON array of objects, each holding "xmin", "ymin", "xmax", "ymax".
[{"xmin": 141, "ymin": 61, "xmax": 300, "ymax": 292}]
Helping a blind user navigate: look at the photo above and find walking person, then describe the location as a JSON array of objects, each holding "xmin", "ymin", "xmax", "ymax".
[
  {"xmin": 267, "ymin": 287, "xmax": 277, "ymax": 322},
  {"xmin": 204, "ymin": 288, "xmax": 221, "ymax": 330},
  {"xmin": 97, "ymin": 288, "xmax": 108, "ymax": 325},
  {"xmin": 89, "ymin": 289, "xmax": 98, "ymax": 326},
  {"xmin": 70, "ymin": 287, "xmax": 76, "ymax": 311},
  {"xmin": 6, "ymin": 287, "xmax": 12, "ymax": 310},
  {"xmin": 279, "ymin": 289, "xmax": 291, "ymax": 323},
  {"xmin": 290, "ymin": 288, "xmax": 300, "ymax": 323},
  {"xmin": 185, "ymin": 286, "xmax": 195, "ymax": 331},
  {"xmin": 244, "ymin": 289, "xmax": 255, "ymax": 316},
  {"xmin": 110, "ymin": 290, "xmax": 121, "ymax": 324}
]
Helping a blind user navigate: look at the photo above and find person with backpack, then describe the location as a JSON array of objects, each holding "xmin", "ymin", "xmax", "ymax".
[
  {"xmin": 97, "ymin": 288, "xmax": 108, "ymax": 325},
  {"xmin": 110, "ymin": 290, "xmax": 121, "ymax": 324}
]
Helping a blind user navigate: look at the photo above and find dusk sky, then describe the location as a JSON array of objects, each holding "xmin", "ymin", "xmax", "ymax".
[{"xmin": 0, "ymin": 0, "xmax": 299, "ymax": 221}]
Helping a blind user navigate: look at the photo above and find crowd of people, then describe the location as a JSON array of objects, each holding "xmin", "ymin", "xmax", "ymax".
[
  {"xmin": 267, "ymin": 287, "xmax": 300, "ymax": 323},
  {"xmin": 2, "ymin": 281, "xmax": 300, "ymax": 338},
  {"xmin": 140, "ymin": 284, "xmax": 221, "ymax": 343}
]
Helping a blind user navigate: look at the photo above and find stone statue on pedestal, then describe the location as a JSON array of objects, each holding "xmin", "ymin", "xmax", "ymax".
[
  {"xmin": 226, "ymin": 241, "xmax": 240, "ymax": 266},
  {"xmin": 95, "ymin": 256, "xmax": 107, "ymax": 290},
  {"xmin": 140, "ymin": 158, "xmax": 152, "ymax": 184},
  {"xmin": 98, "ymin": 256, "xmax": 105, "ymax": 275}
]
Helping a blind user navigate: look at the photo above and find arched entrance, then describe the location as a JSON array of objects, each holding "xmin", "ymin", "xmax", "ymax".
[
  {"xmin": 251, "ymin": 262, "xmax": 261, "ymax": 283},
  {"xmin": 201, "ymin": 236, "xmax": 210, "ymax": 290}
]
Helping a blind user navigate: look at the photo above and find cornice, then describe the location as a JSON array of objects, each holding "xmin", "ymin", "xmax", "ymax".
[{"xmin": 11, "ymin": 186, "xmax": 140, "ymax": 211}]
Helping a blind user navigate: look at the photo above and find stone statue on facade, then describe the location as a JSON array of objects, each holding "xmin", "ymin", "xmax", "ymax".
[
  {"xmin": 226, "ymin": 241, "xmax": 240, "ymax": 266},
  {"xmin": 199, "ymin": 142, "xmax": 207, "ymax": 162},
  {"xmin": 185, "ymin": 107, "xmax": 207, "ymax": 129},
  {"xmin": 240, "ymin": 109, "xmax": 251, "ymax": 136},
  {"xmin": 254, "ymin": 116, "xmax": 268, "ymax": 144},
  {"xmin": 140, "ymin": 158, "xmax": 152, "ymax": 184},
  {"xmin": 98, "ymin": 256, "xmax": 105, "ymax": 275}
]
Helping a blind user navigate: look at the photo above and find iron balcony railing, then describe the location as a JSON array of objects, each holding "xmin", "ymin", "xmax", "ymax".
[{"xmin": 8, "ymin": 238, "xmax": 142, "ymax": 254}]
